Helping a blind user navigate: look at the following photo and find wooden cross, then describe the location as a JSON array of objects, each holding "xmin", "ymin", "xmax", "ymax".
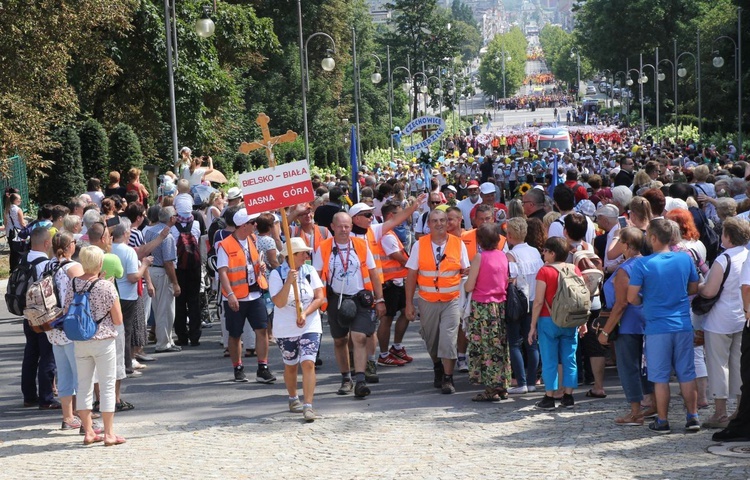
[
  {"xmin": 238, "ymin": 113, "xmax": 303, "ymax": 321},
  {"xmin": 238, "ymin": 113, "xmax": 298, "ymax": 168},
  {"xmin": 418, "ymin": 123, "xmax": 440, "ymax": 141}
]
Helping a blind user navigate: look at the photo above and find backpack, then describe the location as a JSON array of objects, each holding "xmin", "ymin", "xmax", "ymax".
[
  {"xmin": 17, "ymin": 219, "xmax": 39, "ymax": 241},
  {"xmin": 60, "ymin": 279, "xmax": 106, "ymax": 341},
  {"xmin": 5, "ymin": 256, "xmax": 46, "ymax": 316},
  {"xmin": 24, "ymin": 259, "xmax": 70, "ymax": 333},
  {"xmin": 175, "ymin": 222, "xmax": 201, "ymax": 270},
  {"xmin": 545, "ymin": 264, "xmax": 591, "ymax": 328},
  {"xmin": 572, "ymin": 244, "xmax": 604, "ymax": 298},
  {"xmin": 689, "ymin": 206, "xmax": 719, "ymax": 265}
]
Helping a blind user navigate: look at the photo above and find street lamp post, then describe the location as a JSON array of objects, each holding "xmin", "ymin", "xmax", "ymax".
[
  {"xmin": 443, "ymin": 79, "xmax": 457, "ymax": 133},
  {"xmin": 388, "ymin": 62, "xmax": 412, "ymax": 163},
  {"xmin": 627, "ymin": 62, "xmax": 647, "ymax": 135},
  {"xmin": 570, "ymin": 47, "xmax": 581, "ymax": 102},
  {"xmin": 615, "ymin": 71, "xmax": 627, "ymax": 116},
  {"xmin": 163, "ymin": 0, "xmax": 179, "ymax": 167},
  {"xmin": 640, "ymin": 51, "xmax": 658, "ymax": 141},
  {"xmin": 297, "ymin": 0, "xmax": 336, "ymax": 163},
  {"xmin": 413, "ymin": 71, "xmax": 428, "ymax": 117},
  {"xmin": 664, "ymin": 40, "xmax": 699, "ymax": 142},
  {"xmin": 712, "ymin": 6, "xmax": 743, "ymax": 151}
]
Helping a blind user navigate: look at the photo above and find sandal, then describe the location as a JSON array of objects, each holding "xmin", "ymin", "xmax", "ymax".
[
  {"xmin": 638, "ymin": 407, "xmax": 658, "ymax": 419},
  {"xmin": 104, "ymin": 435, "xmax": 127, "ymax": 447},
  {"xmin": 83, "ymin": 434, "xmax": 104, "ymax": 445},
  {"xmin": 115, "ymin": 400, "xmax": 135, "ymax": 412},
  {"xmin": 614, "ymin": 413, "xmax": 644, "ymax": 426},
  {"xmin": 472, "ymin": 389, "xmax": 501, "ymax": 402}
]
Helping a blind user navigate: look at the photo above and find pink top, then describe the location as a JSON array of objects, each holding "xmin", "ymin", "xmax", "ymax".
[{"xmin": 472, "ymin": 249, "xmax": 509, "ymax": 303}]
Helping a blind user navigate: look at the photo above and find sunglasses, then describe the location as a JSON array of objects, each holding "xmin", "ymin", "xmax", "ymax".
[
  {"xmin": 430, "ymin": 201, "xmax": 442, "ymax": 205},
  {"xmin": 358, "ymin": 212, "xmax": 373, "ymax": 218}
]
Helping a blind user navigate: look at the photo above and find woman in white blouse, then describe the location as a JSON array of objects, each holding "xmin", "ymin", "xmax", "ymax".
[
  {"xmin": 269, "ymin": 238, "xmax": 325, "ymax": 422},
  {"xmin": 505, "ymin": 218, "xmax": 543, "ymax": 394},
  {"xmin": 697, "ymin": 217, "xmax": 750, "ymax": 429}
]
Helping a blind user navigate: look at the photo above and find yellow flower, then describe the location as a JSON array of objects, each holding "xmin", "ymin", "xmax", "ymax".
[{"xmin": 518, "ymin": 183, "xmax": 532, "ymax": 195}]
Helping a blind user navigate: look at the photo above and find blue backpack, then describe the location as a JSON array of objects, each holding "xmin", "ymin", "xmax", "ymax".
[{"xmin": 61, "ymin": 279, "xmax": 106, "ymax": 341}]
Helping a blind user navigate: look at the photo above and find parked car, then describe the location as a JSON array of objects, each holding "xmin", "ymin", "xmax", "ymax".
[
  {"xmin": 612, "ymin": 87, "xmax": 622, "ymax": 98},
  {"xmin": 598, "ymin": 82, "xmax": 612, "ymax": 94},
  {"xmin": 585, "ymin": 85, "xmax": 597, "ymax": 95}
]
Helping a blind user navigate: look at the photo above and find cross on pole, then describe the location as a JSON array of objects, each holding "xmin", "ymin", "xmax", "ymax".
[
  {"xmin": 417, "ymin": 123, "xmax": 440, "ymax": 141},
  {"xmin": 238, "ymin": 113, "xmax": 303, "ymax": 321}
]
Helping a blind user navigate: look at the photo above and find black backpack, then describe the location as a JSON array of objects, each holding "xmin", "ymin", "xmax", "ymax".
[
  {"xmin": 689, "ymin": 206, "xmax": 719, "ymax": 265},
  {"xmin": 5, "ymin": 256, "xmax": 46, "ymax": 316},
  {"xmin": 175, "ymin": 222, "xmax": 201, "ymax": 270}
]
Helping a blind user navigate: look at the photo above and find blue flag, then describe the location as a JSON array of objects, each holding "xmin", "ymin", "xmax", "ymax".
[
  {"xmin": 350, "ymin": 126, "xmax": 359, "ymax": 203},
  {"xmin": 552, "ymin": 154, "xmax": 559, "ymax": 188}
]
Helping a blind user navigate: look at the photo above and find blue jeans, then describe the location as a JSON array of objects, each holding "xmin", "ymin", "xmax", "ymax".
[
  {"xmin": 507, "ymin": 312, "xmax": 539, "ymax": 387},
  {"xmin": 537, "ymin": 316, "xmax": 578, "ymax": 391},
  {"xmin": 21, "ymin": 321, "xmax": 56, "ymax": 405},
  {"xmin": 613, "ymin": 334, "xmax": 653, "ymax": 404}
]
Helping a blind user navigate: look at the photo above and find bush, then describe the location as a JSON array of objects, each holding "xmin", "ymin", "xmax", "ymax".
[
  {"xmin": 39, "ymin": 125, "xmax": 86, "ymax": 205},
  {"xmin": 109, "ymin": 123, "xmax": 143, "ymax": 174},
  {"xmin": 79, "ymin": 118, "xmax": 109, "ymax": 181}
]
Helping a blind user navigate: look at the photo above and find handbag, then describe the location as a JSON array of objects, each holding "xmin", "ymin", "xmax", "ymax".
[
  {"xmin": 505, "ymin": 281, "xmax": 528, "ymax": 323},
  {"xmin": 590, "ymin": 312, "xmax": 618, "ymax": 342},
  {"xmin": 691, "ymin": 253, "xmax": 730, "ymax": 315},
  {"xmin": 356, "ymin": 289, "xmax": 374, "ymax": 309}
]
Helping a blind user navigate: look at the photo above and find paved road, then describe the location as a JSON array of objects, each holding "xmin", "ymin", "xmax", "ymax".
[{"xmin": 1, "ymin": 278, "xmax": 749, "ymax": 479}]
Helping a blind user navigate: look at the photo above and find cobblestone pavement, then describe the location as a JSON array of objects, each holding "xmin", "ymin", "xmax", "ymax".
[{"xmin": 1, "ymin": 281, "xmax": 748, "ymax": 479}]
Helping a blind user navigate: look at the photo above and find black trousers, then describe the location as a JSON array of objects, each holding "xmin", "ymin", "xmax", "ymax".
[
  {"xmin": 21, "ymin": 321, "xmax": 55, "ymax": 405},
  {"xmin": 726, "ymin": 323, "xmax": 750, "ymax": 432},
  {"xmin": 175, "ymin": 268, "xmax": 202, "ymax": 343}
]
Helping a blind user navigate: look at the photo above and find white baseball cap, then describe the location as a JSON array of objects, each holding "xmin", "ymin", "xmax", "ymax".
[
  {"xmin": 227, "ymin": 187, "xmax": 242, "ymax": 200},
  {"xmin": 348, "ymin": 203, "xmax": 374, "ymax": 217},
  {"xmin": 479, "ymin": 182, "xmax": 496, "ymax": 195},
  {"xmin": 233, "ymin": 210, "xmax": 260, "ymax": 227}
]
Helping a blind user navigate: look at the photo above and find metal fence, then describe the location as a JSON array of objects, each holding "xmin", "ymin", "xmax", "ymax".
[{"xmin": 0, "ymin": 156, "xmax": 29, "ymax": 225}]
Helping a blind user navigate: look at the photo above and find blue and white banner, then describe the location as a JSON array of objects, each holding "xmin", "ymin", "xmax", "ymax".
[{"xmin": 402, "ymin": 116, "xmax": 446, "ymax": 154}]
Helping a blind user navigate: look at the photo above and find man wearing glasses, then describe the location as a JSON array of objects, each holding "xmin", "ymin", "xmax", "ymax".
[
  {"xmin": 522, "ymin": 187, "xmax": 547, "ymax": 221},
  {"xmin": 415, "ymin": 192, "xmax": 444, "ymax": 240},
  {"xmin": 456, "ymin": 180, "xmax": 482, "ymax": 231},
  {"xmin": 405, "ymin": 209, "xmax": 470, "ymax": 394}
]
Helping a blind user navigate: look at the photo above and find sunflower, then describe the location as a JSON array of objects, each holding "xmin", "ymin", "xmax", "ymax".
[{"xmin": 517, "ymin": 183, "xmax": 532, "ymax": 195}]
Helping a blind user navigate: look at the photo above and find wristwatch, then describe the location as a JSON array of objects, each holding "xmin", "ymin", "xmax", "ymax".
[
  {"xmin": 600, "ymin": 330, "xmax": 609, "ymax": 337},
  {"xmin": 374, "ymin": 298, "xmax": 385, "ymax": 304}
]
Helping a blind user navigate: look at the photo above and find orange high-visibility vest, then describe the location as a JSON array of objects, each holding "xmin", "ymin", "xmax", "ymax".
[
  {"xmin": 461, "ymin": 228, "xmax": 506, "ymax": 259},
  {"xmin": 318, "ymin": 236, "xmax": 373, "ymax": 311},
  {"xmin": 380, "ymin": 231, "xmax": 408, "ymax": 282},
  {"xmin": 416, "ymin": 234, "xmax": 463, "ymax": 302},
  {"xmin": 364, "ymin": 228, "xmax": 385, "ymax": 283},
  {"xmin": 291, "ymin": 224, "xmax": 329, "ymax": 252},
  {"xmin": 218, "ymin": 234, "xmax": 267, "ymax": 298}
]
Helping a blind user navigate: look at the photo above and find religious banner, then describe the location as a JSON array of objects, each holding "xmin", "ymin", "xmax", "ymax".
[
  {"xmin": 402, "ymin": 116, "xmax": 446, "ymax": 154},
  {"xmin": 238, "ymin": 160, "xmax": 314, "ymax": 215}
]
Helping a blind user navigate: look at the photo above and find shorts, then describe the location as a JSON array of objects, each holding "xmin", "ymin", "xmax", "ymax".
[
  {"xmin": 326, "ymin": 287, "xmax": 377, "ymax": 339},
  {"xmin": 581, "ymin": 310, "xmax": 607, "ymax": 358},
  {"xmin": 416, "ymin": 297, "xmax": 460, "ymax": 360},
  {"xmin": 383, "ymin": 281, "xmax": 406, "ymax": 318},
  {"xmin": 645, "ymin": 331, "xmax": 696, "ymax": 383},
  {"xmin": 276, "ymin": 333, "xmax": 322, "ymax": 366},
  {"xmin": 224, "ymin": 296, "xmax": 268, "ymax": 339}
]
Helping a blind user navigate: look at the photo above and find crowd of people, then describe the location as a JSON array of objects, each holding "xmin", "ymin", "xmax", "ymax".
[{"xmin": 4, "ymin": 130, "xmax": 750, "ymax": 444}]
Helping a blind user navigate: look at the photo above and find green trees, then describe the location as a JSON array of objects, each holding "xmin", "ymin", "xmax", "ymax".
[
  {"xmin": 39, "ymin": 126, "xmax": 86, "ymax": 206},
  {"xmin": 109, "ymin": 123, "xmax": 143, "ymax": 175},
  {"xmin": 478, "ymin": 28, "xmax": 527, "ymax": 100},
  {"xmin": 538, "ymin": 24, "xmax": 594, "ymax": 88},
  {"xmin": 79, "ymin": 119, "xmax": 110, "ymax": 181}
]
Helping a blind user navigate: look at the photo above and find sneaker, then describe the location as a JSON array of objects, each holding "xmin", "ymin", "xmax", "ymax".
[
  {"xmin": 685, "ymin": 417, "xmax": 701, "ymax": 432},
  {"xmin": 61, "ymin": 417, "xmax": 82, "ymax": 430},
  {"xmin": 561, "ymin": 393, "xmax": 575, "ymax": 409},
  {"xmin": 354, "ymin": 381, "xmax": 371, "ymax": 398},
  {"xmin": 639, "ymin": 407, "xmax": 658, "ymax": 419},
  {"xmin": 507, "ymin": 385, "xmax": 528, "ymax": 395},
  {"xmin": 441, "ymin": 377, "xmax": 456, "ymax": 394},
  {"xmin": 337, "ymin": 379, "xmax": 353, "ymax": 395},
  {"xmin": 154, "ymin": 345, "xmax": 181, "ymax": 353},
  {"xmin": 256, "ymin": 366, "xmax": 277, "ymax": 384},
  {"xmin": 365, "ymin": 360, "xmax": 379, "ymax": 383},
  {"xmin": 648, "ymin": 419, "xmax": 671, "ymax": 434},
  {"xmin": 535, "ymin": 395, "xmax": 556, "ymax": 411},
  {"xmin": 377, "ymin": 353, "xmax": 407, "ymax": 367},
  {"xmin": 712, "ymin": 428, "xmax": 750, "ymax": 443},
  {"xmin": 79, "ymin": 422, "xmax": 103, "ymax": 435},
  {"xmin": 389, "ymin": 346, "xmax": 413, "ymax": 363},
  {"xmin": 132, "ymin": 360, "xmax": 147, "ymax": 370},
  {"xmin": 234, "ymin": 366, "xmax": 248, "ymax": 383},
  {"xmin": 288, "ymin": 398, "xmax": 303, "ymax": 413},
  {"xmin": 456, "ymin": 358, "xmax": 469, "ymax": 373},
  {"xmin": 527, "ymin": 386, "xmax": 537, "ymax": 393},
  {"xmin": 615, "ymin": 413, "xmax": 644, "ymax": 426},
  {"xmin": 126, "ymin": 370, "xmax": 142, "ymax": 378},
  {"xmin": 303, "ymin": 405, "xmax": 316, "ymax": 423}
]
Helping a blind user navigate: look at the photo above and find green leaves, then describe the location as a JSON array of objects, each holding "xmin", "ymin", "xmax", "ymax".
[{"xmin": 479, "ymin": 27, "xmax": 527, "ymax": 99}]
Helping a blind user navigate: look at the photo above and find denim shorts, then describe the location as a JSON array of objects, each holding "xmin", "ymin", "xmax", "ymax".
[
  {"xmin": 645, "ymin": 331, "xmax": 696, "ymax": 383},
  {"xmin": 276, "ymin": 333, "xmax": 322, "ymax": 365},
  {"xmin": 224, "ymin": 297, "xmax": 268, "ymax": 338}
]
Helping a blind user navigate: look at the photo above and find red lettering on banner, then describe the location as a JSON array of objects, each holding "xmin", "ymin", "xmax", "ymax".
[
  {"xmin": 282, "ymin": 168, "xmax": 307, "ymax": 178},
  {"xmin": 242, "ymin": 175, "xmax": 275, "ymax": 188},
  {"xmin": 243, "ymin": 180, "xmax": 315, "ymax": 215}
]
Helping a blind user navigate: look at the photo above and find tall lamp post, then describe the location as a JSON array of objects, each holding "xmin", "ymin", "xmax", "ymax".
[
  {"xmin": 297, "ymin": 0, "xmax": 336, "ymax": 162},
  {"xmin": 627, "ymin": 65, "xmax": 648, "ymax": 134},
  {"xmin": 712, "ymin": 6, "xmax": 743, "ymax": 151},
  {"xmin": 615, "ymin": 71, "xmax": 628, "ymax": 115},
  {"xmin": 427, "ymin": 76, "xmax": 443, "ymax": 115},
  {"xmin": 662, "ymin": 40, "xmax": 698, "ymax": 142},
  {"xmin": 350, "ymin": 30, "xmax": 383, "ymax": 166},
  {"xmin": 570, "ymin": 47, "xmax": 581, "ymax": 102},
  {"xmin": 443, "ymin": 79, "xmax": 457, "ymax": 133},
  {"xmin": 388, "ymin": 63, "xmax": 412, "ymax": 164},
  {"xmin": 496, "ymin": 49, "xmax": 511, "ymax": 99},
  {"xmin": 413, "ymin": 71, "xmax": 429, "ymax": 117}
]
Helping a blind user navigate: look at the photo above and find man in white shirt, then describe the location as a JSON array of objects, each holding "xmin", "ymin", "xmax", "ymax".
[
  {"xmin": 548, "ymin": 184, "xmax": 596, "ymax": 244},
  {"xmin": 456, "ymin": 180, "xmax": 482, "ymax": 230},
  {"xmin": 415, "ymin": 192, "xmax": 443, "ymax": 239}
]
